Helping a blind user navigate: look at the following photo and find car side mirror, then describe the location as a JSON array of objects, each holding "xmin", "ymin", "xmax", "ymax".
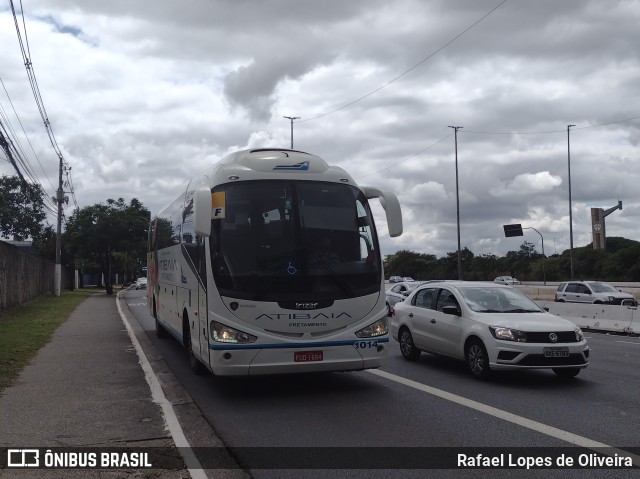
[{"xmin": 441, "ymin": 305, "xmax": 461, "ymax": 316}]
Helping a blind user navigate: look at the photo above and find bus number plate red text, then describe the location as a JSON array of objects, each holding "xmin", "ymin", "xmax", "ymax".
[{"xmin": 294, "ymin": 351, "xmax": 323, "ymax": 362}]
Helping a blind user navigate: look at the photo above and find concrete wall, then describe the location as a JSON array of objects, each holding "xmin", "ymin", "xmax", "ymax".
[
  {"xmin": 0, "ymin": 241, "xmax": 74, "ymax": 310},
  {"xmin": 537, "ymin": 300, "xmax": 640, "ymax": 335}
]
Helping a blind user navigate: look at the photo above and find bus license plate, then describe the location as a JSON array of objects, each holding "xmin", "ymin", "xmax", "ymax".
[
  {"xmin": 544, "ymin": 347, "xmax": 569, "ymax": 358},
  {"xmin": 294, "ymin": 351, "xmax": 323, "ymax": 362}
]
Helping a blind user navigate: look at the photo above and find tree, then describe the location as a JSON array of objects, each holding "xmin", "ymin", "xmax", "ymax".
[
  {"xmin": 0, "ymin": 175, "xmax": 46, "ymax": 239},
  {"xmin": 65, "ymin": 198, "xmax": 149, "ymax": 294}
]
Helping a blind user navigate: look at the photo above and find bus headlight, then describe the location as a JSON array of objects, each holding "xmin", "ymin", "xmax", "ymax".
[
  {"xmin": 211, "ymin": 321, "xmax": 257, "ymax": 344},
  {"xmin": 355, "ymin": 317, "xmax": 388, "ymax": 338}
]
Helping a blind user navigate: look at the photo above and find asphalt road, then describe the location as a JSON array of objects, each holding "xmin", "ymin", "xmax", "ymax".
[{"xmin": 121, "ymin": 289, "xmax": 640, "ymax": 479}]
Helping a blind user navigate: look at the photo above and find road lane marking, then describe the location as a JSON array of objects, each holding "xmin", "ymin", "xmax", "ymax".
[
  {"xmin": 367, "ymin": 368, "xmax": 640, "ymax": 466},
  {"xmin": 616, "ymin": 340, "xmax": 640, "ymax": 345},
  {"xmin": 116, "ymin": 294, "xmax": 208, "ymax": 479}
]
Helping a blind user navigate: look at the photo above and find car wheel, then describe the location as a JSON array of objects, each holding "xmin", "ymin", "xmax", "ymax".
[
  {"xmin": 553, "ymin": 368, "xmax": 580, "ymax": 378},
  {"xmin": 465, "ymin": 339, "xmax": 491, "ymax": 379},
  {"xmin": 399, "ymin": 328, "xmax": 421, "ymax": 361}
]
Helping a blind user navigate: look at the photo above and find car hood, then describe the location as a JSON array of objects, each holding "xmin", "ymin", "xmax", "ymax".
[
  {"xmin": 471, "ymin": 312, "xmax": 578, "ymax": 331},
  {"xmin": 600, "ymin": 292, "xmax": 634, "ymax": 299}
]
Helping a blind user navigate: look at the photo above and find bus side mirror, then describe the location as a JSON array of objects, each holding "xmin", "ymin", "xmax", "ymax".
[
  {"xmin": 361, "ymin": 186, "xmax": 403, "ymax": 237},
  {"xmin": 193, "ymin": 188, "xmax": 212, "ymax": 237}
]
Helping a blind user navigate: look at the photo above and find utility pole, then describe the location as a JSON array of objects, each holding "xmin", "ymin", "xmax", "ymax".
[
  {"xmin": 283, "ymin": 116, "xmax": 300, "ymax": 149},
  {"xmin": 54, "ymin": 153, "xmax": 64, "ymax": 296},
  {"xmin": 448, "ymin": 125, "xmax": 463, "ymax": 280},
  {"xmin": 524, "ymin": 227, "xmax": 546, "ymax": 285},
  {"xmin": 567, "ymin": 124, "xmax": 575, "ymax": 280}
]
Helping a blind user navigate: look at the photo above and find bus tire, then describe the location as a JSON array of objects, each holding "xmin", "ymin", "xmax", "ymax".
[
  {"xmin": 154, "ymin": 298, "xmax": 168, "ymax": 339},
  {"xmin": 184, "ymin": 314, "xmax": 205, "ymax": 375}
]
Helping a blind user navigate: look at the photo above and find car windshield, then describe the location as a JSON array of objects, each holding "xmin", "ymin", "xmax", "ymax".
[
  {"xmin": 458, "ymin": 286, "xmax": 543, "ymax": 313},
  {"xmin": 588, "ymin": 282, "xmax": 618, "ymax": 293}
]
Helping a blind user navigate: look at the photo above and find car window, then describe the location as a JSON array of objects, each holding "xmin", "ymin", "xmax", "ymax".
[
  {"xmin": 391, "ymin": 285, "xmax": 402, "ymax": 293},
  {"xmin": 557, "ymin": 282, "xmax": 567, "ymax": 292},
  {"xmin": 588, "ymin": 282, "xmax": 617, "ymax": 293},
  {"xmin": 566, "ymin": 283, "xmax": 580, "ymax": 293},
  {"xmin": 436, "ymin": 289, "xmax": 459, "ymax": 311},
  {"xmin": 413, "ymin": 288, "xmax": 435, "ymax": 309}
]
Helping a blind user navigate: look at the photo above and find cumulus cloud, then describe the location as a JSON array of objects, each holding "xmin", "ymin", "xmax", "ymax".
[
  {"xmin": 490, "ymin": 172, "xmax": 563, "ymax": 198},
  {"xmin": 1, "ymin": 0, "xmax": 639, "ymax": 259}
]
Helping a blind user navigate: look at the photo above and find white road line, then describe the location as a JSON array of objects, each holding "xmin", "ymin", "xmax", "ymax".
[
  {"xmin": 616, "ymin": 340, "xmax": 640, "ymax": 345},
  {"xmin": 116, "ymin": 294, "xmax": 207, "ymax": 479},
  {"xmin": 367, "ymin": 368, "xmax": 640, "ymax": 466}
]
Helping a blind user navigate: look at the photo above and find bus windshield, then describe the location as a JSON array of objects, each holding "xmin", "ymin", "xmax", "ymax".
[{"xmin": 210, "ymin": 180, "xmax": 381, "ymax": 301}]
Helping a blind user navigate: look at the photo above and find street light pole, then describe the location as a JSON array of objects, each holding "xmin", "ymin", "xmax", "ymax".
[
  {"xmin": 448, "ymin": 125, "xmax": 463, "ymax": 280},
  {"xmin": 524, "ymin": 227, "xmax": 546, "ymax": 285},
  {"xmin": 283, "ymin": 116, "xmax": 300, "ymax": 149},
  {"xmin": 567, "ymin": 124, "xmax": 575, "ymax": 280}
]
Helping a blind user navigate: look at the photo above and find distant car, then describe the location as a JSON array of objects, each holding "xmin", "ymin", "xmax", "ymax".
[
  {"xmin": 401, "ymin": 277, "xmax": 415, "ymax": 282},
  {"xmin": 494, "ymin": 276, "xmax": 520, "ymax": 285},
  {"xmin": 386, "ymin": 281, "xmax": 425, "ymax": 310},
  {"xmin": 391, "ymin": 281, "xmax": 589, "ymax": 379},
  {"xmin": 388, "ymin": 276, "xmax": 402, "ymax": 283},
  {"xmin": 135, "ymin": 277, "xmax": 148, "ymax": 290},
  {"xmin": 555, "ymin": 281, "xmax": 637, "ymax": 306}
]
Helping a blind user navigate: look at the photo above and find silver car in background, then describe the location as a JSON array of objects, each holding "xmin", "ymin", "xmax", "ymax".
[{"xmin": 555, "ymin": 281, "xmax": 637, "ymax": 306}]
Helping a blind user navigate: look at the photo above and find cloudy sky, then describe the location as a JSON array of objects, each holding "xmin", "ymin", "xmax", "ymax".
[{"xmin": 1, "ymin": 0, "xmax": 639, "ymax": 260}]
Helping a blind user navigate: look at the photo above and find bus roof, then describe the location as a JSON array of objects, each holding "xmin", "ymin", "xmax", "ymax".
[{"xmin": 201, "ymin": 148, "xmax": 357, "ymax": 186}]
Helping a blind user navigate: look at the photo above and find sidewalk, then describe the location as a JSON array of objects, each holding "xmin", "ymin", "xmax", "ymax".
[{"xmin": 0, "ymin": 293, "xmax": 188, "ymax": 478}]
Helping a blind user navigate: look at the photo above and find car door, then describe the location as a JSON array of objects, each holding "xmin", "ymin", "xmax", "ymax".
[
  {"xmin": 564, "ymin": 282, "xmax": 590, "ymax": 303},
  {"xmin": 404, "ymin": 288, "xmax": 438, "ymax": 351},
  {"xmin": 427, "ymin": 288, "xmax": 467, "ymax": 358}
]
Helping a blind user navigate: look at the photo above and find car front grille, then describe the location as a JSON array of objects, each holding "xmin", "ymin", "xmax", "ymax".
[{"xmin": 525, "ymin": 331, "xmax": 579, "ymax": 343}]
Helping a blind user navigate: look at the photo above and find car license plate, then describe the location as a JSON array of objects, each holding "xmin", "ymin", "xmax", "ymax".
[
  {"xmin": 294, "ymin": 351, "xmax": 323, "ymax": 362},
  {"xmin": 544, "ymin": 347, "xmax": 569, "ymax": 358}
]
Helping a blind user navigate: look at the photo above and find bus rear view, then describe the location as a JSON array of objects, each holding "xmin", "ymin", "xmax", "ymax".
[{"xmin": 148, "ymin": 148, "xmax": 402, "ymax": 375}]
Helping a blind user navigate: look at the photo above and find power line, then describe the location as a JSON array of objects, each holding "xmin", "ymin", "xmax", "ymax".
[
  {"xmin": 0, "ymin": 76, "xmax": 56, "ymax": 192},
  {"xmin": 463, "ymin": 115, "xmax": 640, "ymax": 135},
  {"xmin": 355, "ymin": 132, "xmax": 453, "ymax": 180},
  {"xmin": 298, "ymin": 0, "xmax": 510, "ymax": 123}
]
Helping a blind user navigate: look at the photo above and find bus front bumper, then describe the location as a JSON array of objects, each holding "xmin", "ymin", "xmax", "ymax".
[{"xmin": 208, "ymin": 338, "xmax": 388, "ymax": 376}]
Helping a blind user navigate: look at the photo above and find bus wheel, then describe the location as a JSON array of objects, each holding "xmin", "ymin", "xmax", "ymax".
[
  {"xmin": 156, "ymin": 317, "xmax": 168, "ymax": 339},
  {"xmin": 184, "ymin": 316, "xmax": 205, "ymax": 375},
  {"xmin": 154, "ymin": 298, "xmax": 168, "ymax": 338}
]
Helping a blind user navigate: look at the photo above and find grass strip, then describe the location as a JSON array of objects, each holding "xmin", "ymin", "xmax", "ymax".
[{"xmin": 0, "ymin": 288, "xmax": 105, "ymax": 393}]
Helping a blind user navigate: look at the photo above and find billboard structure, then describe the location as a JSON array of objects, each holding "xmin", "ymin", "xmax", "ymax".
[{"xmin": 591, "ymin": 201, "xmax": 622, "ymax": 250}]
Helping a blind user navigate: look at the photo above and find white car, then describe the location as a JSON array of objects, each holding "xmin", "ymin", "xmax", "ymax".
[
  {"xmin": 494, "ymin": 276, "xmax": 520, "ymax": 285},
  {"xmin": 391, "ymin": 281, "xmax": 589, "ymax": 379},
  {"xmin": 134, "ymin": 277, "xmax": 148, "ymax": 290},
  {"xmin": 386, "ymin": 281, "xmax": 425, "ymax": 310}
]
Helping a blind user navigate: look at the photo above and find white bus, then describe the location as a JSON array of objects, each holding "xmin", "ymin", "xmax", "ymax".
[{"xmin": 147, "ymin": 148, "xmax": 402, "ymax": 375}]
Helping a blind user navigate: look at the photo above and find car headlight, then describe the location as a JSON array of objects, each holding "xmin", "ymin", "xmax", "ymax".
[
  {"xmin": 211, "ymin": 321, "xmax": 257, "ymax": 344},
  {"xmin": 356, "ymin": 317, "xmax": 388, "ymax": 338},
  {"xmin": 575, "ymin": 327, "xmax": 584, "ymax": 342},
  {"xmin": 608, "ymin": 296, "xmax": 616, "ymax": 302},
  {"xmin": 489, "ymin": 326, "xmax": 527, "ymax": 342}
]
